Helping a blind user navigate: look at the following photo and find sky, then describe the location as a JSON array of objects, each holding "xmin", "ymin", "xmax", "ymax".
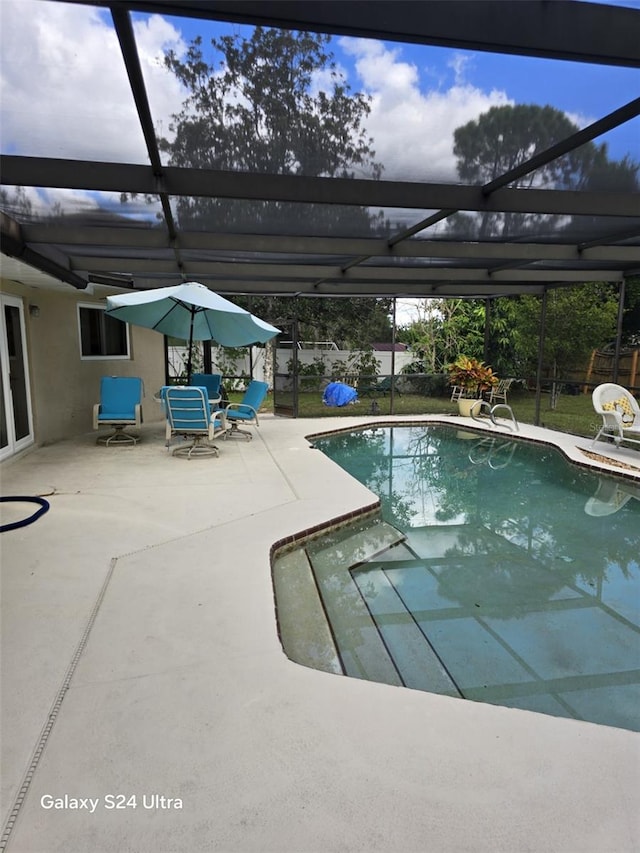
[
  {"xmin": 1, "ymin": 0, "xmax": 638, "ymax": 173},
  {"xmin": 1, "ymin": 0, "xmax": 639, "ymax": 323}
]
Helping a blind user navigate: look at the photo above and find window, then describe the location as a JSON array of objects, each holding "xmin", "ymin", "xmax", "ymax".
[{"xmin": 78, "ymin": 304, "xmax": 129, "ymax": 359}]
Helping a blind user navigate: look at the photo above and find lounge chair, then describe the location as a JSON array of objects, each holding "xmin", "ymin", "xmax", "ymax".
[
  {"xmin": 164, "ymin": 386, "xmax": 226, "ymax": 458},
  {"xmin": 222, "ymin": 380, "xmax": 269, "ymax": 440},
  {"xmin": 592, "ymin": 383, "xmax": 640, "ymax": 449},
  {"xmin": 359, "ymin": 376, "xmax": 401, "ymax": 397},
  {"xmin": 93, "ymin": 376, "xmax": 143, "ymax": 445}
]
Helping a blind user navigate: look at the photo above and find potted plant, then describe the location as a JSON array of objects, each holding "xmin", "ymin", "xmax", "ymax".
[{"xmin": 448, "ymin": 355, "xmax": 499, "ymax": 416}]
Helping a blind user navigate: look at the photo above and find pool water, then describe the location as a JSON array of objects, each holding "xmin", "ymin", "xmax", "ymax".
[{"xmin": 274, "ymin": 425, "xmax": 640, "ymax": 731}]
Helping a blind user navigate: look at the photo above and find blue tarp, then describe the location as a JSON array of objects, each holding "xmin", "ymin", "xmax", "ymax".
[{"xmin": 322, "ymin": 382, "xmax": 358, "ymax": 407}]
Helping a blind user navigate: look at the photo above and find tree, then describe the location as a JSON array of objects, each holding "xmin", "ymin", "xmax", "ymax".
[
  {"xmin": 443, "ymin": 104, "xmax": 637, "ymax": 376},
  {"xmin": 621, "ymin": 276, "xmax": 640, "ymax": 345},
  {"xmin": 161, "ymin": 27, "xmax": 384, "ymax": 234},
  {"xmin": 579, "ymin": 150, "xmax": 639, "ymax": 193},
  {"xmin": 236, "ymin": 294, "xmax": 393, "ymax": 350},
  {"xmin": 0, "ymin": 186, "xmax": 33, "ymax": 219},
  {"xmin": 397, "ymin": 301, "xmax": 441, "ymax": 372},
  {"xmin": 454, "ymin": 105, "xmax": 590, "ymax": 186},
  {"xmin": 159, "ymin": 26, "xmax": 392, "ymax": 343},
  {"xmin": 397, "ymin": 283, "xmax": 622, "ymax": 388},
  {"xmin": 483, "ymin": 296, "xmax": 524, "ymax": 377},
  {"xmin": 398, "ymin": 298, "xmax": 486, "ymax": 372},
  {"xmin": 510, "ymin": 283, "xmax": 619, "ymax": 382},
  {"xmin": 449, "ymin": 104, "xmax": 638, "ymax": 239}
]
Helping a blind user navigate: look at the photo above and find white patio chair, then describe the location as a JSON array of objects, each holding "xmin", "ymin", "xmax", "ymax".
[
  {"xmin": 488, "ymin": 377, "xmax": 514, "ymax": 406},
  {"xmin": 592, "ymin": 383, "xmax": 640, "ymax": 449}
]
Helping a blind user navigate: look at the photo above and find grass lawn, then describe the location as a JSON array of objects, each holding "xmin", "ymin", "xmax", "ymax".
[{"xmin": 249, "ymin": 388, "xmax": 603, "ymax": 441}]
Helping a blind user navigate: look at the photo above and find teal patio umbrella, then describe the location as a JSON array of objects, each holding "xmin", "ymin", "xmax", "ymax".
[{"xmin": 106, "ymin": 282, "xmax": 280, "ymax": 383}]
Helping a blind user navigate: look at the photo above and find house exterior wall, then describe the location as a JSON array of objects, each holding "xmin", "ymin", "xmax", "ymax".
[{"xmin": 0, "ymin": 279, "xmax": 166, "ymax": 449}]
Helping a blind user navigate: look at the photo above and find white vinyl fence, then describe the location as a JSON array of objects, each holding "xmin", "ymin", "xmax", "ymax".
[{"xmin": 168, "ymin": 345, "xmax": 413, "ymax": 388}]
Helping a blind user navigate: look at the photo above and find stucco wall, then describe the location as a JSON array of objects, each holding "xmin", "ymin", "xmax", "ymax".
[{"xmin": 1, "ymin": 279, "xmax": 166, "ymax": 447}]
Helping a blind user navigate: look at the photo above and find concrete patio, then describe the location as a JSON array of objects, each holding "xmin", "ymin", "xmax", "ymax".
[{"xmin": 1, "ymin": 413, "xmax": 639, "ymax": 853}]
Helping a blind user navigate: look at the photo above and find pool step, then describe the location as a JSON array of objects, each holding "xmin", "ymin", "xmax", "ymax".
[
  {"xmin": 351, "ymin": 563, "xmax": 460, "ymax": 696},
  {"xmin": 307, "ymin": 518, "xmax": 407, "ymax": 569},
  {"xmin": 306, "ymin": 520, "xmax": 407, "ymax": 685},
  {"xmin": 272, "ymin": 548, "xmax": 342, "ymax": 675},
  {"xmin": 275, "ymin": 519, "xmax": 460, "ymax": 696}
]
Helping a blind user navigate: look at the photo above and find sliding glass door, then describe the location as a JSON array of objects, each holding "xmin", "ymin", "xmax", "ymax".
[{"xmin": 0, "ymin": 294, "xmax": 34, "ymax": 460}]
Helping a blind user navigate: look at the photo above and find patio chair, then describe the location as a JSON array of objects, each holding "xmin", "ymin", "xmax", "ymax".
[
  {"xmin": 450, "ymin": 385, "xmax": 466, "ymax": 402},
  {"xmin": 156, "ymin": 385, "xmax": 182, "ymax": 446},
  {"xmin": 190, "ymin": 373, "xmax": 222, "ymax": 404},
  {"xmin": 488, "ymin": 377, "xmax": 514, "ymax": 405},
  {"xmin": 592, "ymin": 383, "xmax": 640, "ymax": 449},
  {"xmin": 93, "ymin": 376, "xmax": 143, "ymax": 445},
  {"xmin": 165, "ymin": 386, "xmax": 226, "ymax": 458},
  {"xmin": 359, "ymin": 376, "xmax": 401, "ymax": 397},
  {"xmin": 222, "ymin": 380, "xmax": 269, "ymax": 440}
]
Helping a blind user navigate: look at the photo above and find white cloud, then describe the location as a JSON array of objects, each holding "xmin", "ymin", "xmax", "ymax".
[
  {"xmin": 133, "ymin": 14, "xmax": 188, "ymax": 140},
  {"xmin": 448, "ymin": 52, "xmax": 472, "ymax": 86},
  {"xmin": 340, "ymin": 38, "xmax": 512, "ymax": 182},
  {"xmin": 2, "ymin": 6, "xmax": 514, "ymax": 223},
  {"xmin": 0, "ymin": 0, "xmax": 185, "ymax": 164},
  {"xmin": 564, "ymin": 110, "xmax": 595, "ymax": 131},
  {"xmin": 2, "ymin": 8, "xmax": 512, "ymax": 185}
]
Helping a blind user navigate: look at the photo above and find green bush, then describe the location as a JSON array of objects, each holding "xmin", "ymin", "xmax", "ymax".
[{"xmin": 288, "ymin": 355, "xmax": 328, "ymax": 391}]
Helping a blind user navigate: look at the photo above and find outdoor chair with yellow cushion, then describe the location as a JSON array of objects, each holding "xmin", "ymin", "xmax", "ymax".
[{"xmin": 592, "ymin": 383, "xmax": 640, "ymax": 449}]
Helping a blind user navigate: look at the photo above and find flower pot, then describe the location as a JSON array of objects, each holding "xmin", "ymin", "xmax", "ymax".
[{"xmin": 457, "ymin": 398, "xmax": 482, "ymax": 417}]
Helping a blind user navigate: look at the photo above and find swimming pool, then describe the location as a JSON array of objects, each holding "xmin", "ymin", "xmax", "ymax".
[{"xmin": 273, "ymin": 424, "xmax": 640, "ymax": 731}]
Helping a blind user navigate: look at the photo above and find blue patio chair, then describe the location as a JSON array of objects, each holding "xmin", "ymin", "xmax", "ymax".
[
  {"xmin": 93, "ymin": 376, "xmax": 143, "ymax": 445},
  {"xmin": 164, "ymin": 386, "xmax": 226, "ymax": 458},
  {"xmin": 190, "ymin": 373, "xmax": 222, "ymax": 403},
  {"xmin": 156, "ymin": 385, "xmax": 181, "ymax": 446},
  {"xmin": 222, "ymin": 380, "xmax": 269, "ymax": 440}
]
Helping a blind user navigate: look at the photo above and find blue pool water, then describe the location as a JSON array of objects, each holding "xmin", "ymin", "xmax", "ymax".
[{"xmin": 277, "ymin": 425, "xmax": 640, "ymax": 731}]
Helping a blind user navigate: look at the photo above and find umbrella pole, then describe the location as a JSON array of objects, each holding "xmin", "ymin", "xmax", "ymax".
[{"xmin": 186, "ymin": 310, "xmax": 195, "ymax": 385}]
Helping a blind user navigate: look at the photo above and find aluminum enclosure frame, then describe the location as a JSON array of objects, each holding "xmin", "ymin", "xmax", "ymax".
[{"xmin": 1, "ymin": 0, "xmax": 639, "ymax": 299}]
